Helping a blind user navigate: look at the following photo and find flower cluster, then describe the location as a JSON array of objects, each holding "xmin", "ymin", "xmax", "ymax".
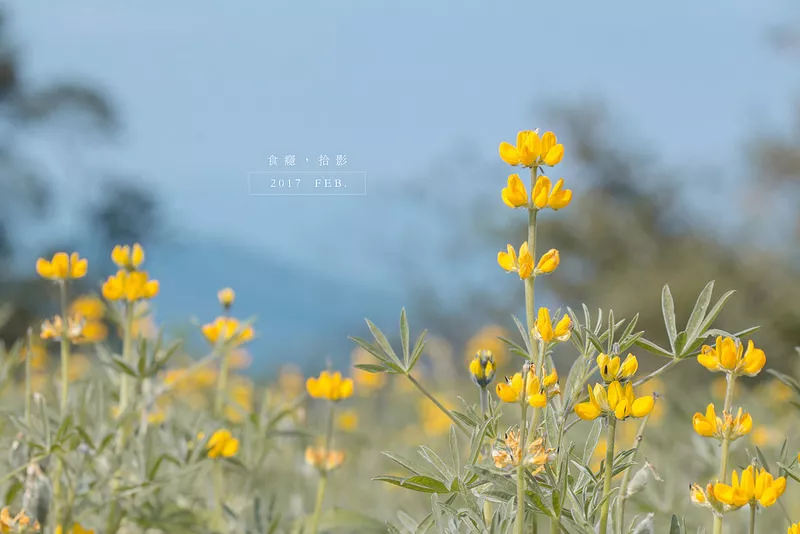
[
  {"xmin": 102, "ymin": 244, "xmax": 159, "ymax": 302},
  {"xmin": 692, "ymin": 403, "xmax": 752, "ymax": 442},
  {"xmin": 499, "ymin": 130, "xmax": 564, "ymax": 168},
  {"xmin": 468, "ymin": 349, "xmax": 496, "ymax": 388},
  {"xmin": 492, "ymin": 431, "xmax": 554, "ymax": 473},
  {"xmin": 496, "ymin": 367, "xmax": 559, "ymax": 407},
  {"xmin": 36, "ymin": 252, "xmax": 88, "ymax": 281},
  {"xmin": 533, "ymin": 308, "xmax": 571, "ymax": 344},
  {"xmin": 691, "ymin": 466, "xmax": 786, "ymax": 511},
  {"xmin": 306, "ymin": 371, "xmax": 354, "ymax": 402},
  {"xmin": 206, "ymin": 428, "xmax": 239, "ymax": 459},
  {"xmin": 497, "ymin": 243, "xmax": 560, "ymax": 280},
  {"xmin": 697, "ymin": 336, "xmax": 765, "ymax": 377},
  {"xmin": 202, "ymin": 316, "xmax": 254, "ymax": 348},
  {"xmin": 574, "ymin": 381, "xmax": 654, "ymax": 421}
]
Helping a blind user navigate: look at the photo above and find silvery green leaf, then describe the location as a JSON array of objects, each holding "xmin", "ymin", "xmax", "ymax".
[
  {"xmin": 631, "ymin": 513, "xmax": 655, "ymax": 534},
  {"xmin": 661, "ymin": 285, "xmax": 677, "ymax": 351},
  {"xmin": 399, "ymin": 308, "xmax": 410, "ymax": 367},
  {"xmin": 685, "ymin": 281, "xmax": 715, "ymax": 345}
]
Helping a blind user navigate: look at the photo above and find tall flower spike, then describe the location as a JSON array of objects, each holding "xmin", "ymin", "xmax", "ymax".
[{"xmin": 501, "ymin": 174, "xmax": 529, "ymax": 208}]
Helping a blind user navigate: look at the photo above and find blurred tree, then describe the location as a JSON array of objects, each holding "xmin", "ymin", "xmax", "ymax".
[{"xmin": 0, "ymin": 9, "xmax": 162, "ymax": 348}]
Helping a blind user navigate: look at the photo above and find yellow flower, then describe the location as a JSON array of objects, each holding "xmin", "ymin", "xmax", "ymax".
[
  {"xmin": 36, "ymin": 252, "xmax": 87, "ymax": 280},
  {"xmin": 469, "ymin": 350, "xmax": 496, "ymax": 388},
  {"xmin": 789, "ymin": 521, "xmax": 800, "ymax": 534},
  {"xmin": 532, "ymin": 176, "xmax": 573, "ymax": 210},
  {"xmin": 80, "ymin": 320, "xmax": 108, "ymax": 343},
  {"xmin": 102, "ymin": 270, "xmax": 159, "ymax": 302},
  {"xmin": 464, "ymin": 325, "xmax": 508, "ymax": 365},
  {"xmin": 337, "ymin": 409, "xmax": 359, "ymax": 431},
  {"xmin": 206, "ymin": 429, "xmax": 239, "ymax": 459},
  {"xmin": 499, "ymin": 130, "xmax": 564, "ymax": 168},
  {"xmin": 596, "ymin": 353, "xmax": 638, "ymax": 383},
  {"xmin": 689, "ymin": 482, "xmax": 717, "ymax": 508},
  {"xmin": 496, "ymin": 368, "xmax": 558, "ymax": 407},
  {"xmin": 305, "ymin": 446, "xmax": 345, "ymax": 472},
  {"xmin": 713, "ymin": 466, "xmax": 786, "ymax": 509},
  {"xmin": 497, "ymin": 242, "xmax": 534, "ymax": 280},
  {"xmin": 201, "ymin": 317, "xmax": 254, "ymax": 347},
  {"xmin": 697, "ymin": 336, "xmax": 765, "ymax": 377},
  {"xmin": 574, "ymin": 381, "xmax": 654, "ymax": 421},
  {"xmin": 351, "ymin": 347, "xmax": 387, "ymax": 394},
  {"xmin": 533, "ymin": 308, "xmax": 572, "ymax": 343},
  {"xmin": 692, "ymin": 403, "xmax": 752, "ymax": 441},
  {"xmin": 419, "ymin": 399, "xmax": 453, "ymax": 435},
  {"xmin": 111, "ymin": 243, "xmax": 145, "ymax": 271},
  {"xmin": 501, "ymin": 173, "xmax": 529, "ymax": 208},
  {"xmin": 40, "ymin": 315, "xmax": 84, "ymax": 343},
  {"xmin": 306, "ymin": 371, "xmax": 354, "ymax": 401},
  {"xmin": 69, "ymin": 295, "xmax": 105, "ymax": 321},
  {"xmin": 534, "ymin": 249, "xmax": 560, "ymax": 275},
  {"xmin": 218, "ymin": 287, "xmax": 235, "ymax": 309}
]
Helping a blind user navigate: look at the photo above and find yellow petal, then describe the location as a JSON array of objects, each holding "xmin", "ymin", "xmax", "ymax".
[
  {"xmin": 532, "ymin": 175, "xmax": 552, "ymax": 209},
  {"xmin": 132, "ymin": 243, "xmax": 145, "ymax": 267},
  {"xmin": 631, "ymin": 395, "xmax": 655, "ymax": 418},
  {"xmin": 499, "ymin": 142, "xmax": 520, "ymax": 166},
  {"xmin": 535, "ymin": 249, "xmax": 560, "ymax": 274},
  {"xmin": 543, "ymin": 144, "xmax": 564, "ymax": 166},
  {"xmin": 496, "ymin": 382, "xmax": 519, "ymax": 403},
  {"xmin": 528, "ymin": 393, "xmax": 547, "ymax": 408},
  {"xmin": 742, "ymin": 340, "xmax": 766, "ymax": 376},
  {"xmin": 574, "ymin": 402, "xmax": 601, "ymax": 420},
  {"xmin": 36, "ymin": 258, "xmax": 53, "ymax": 278}
]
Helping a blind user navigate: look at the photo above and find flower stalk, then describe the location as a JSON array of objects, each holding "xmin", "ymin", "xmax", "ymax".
[
  {"xmin": 310, "ymin": 402, "xmax": 336, "ymax": 534},
  {"xmin": 599, "ymin": 415, "xmax": 617, "ymax": 534},
  {"xmin": 712, "ymin": 374, "xmax": 737, "ymax": 534},
  {"xmin": 58, "ymin": 280, "xmax": 70, "ymax": 416},
  {"xmin": 119, "ymin": 300, "xmax": 134, "ymax": 413}
]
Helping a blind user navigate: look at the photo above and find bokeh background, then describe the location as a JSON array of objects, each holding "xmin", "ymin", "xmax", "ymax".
[{"xmin": 2, "ymin": 1, "xmax": 800, "ymax": 530}]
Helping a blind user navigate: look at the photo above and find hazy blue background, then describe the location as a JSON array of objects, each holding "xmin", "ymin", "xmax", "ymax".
[{"xmin": 7, "ymin": 0, "xmax": 800, "ymax": 370}]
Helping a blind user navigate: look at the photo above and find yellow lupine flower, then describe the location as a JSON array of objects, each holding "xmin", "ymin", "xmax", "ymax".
[
  {"xmin": 596, "ymin": 353, "xmax": 638, "ymax": 382},
  {"xmin": 69, "ymin": 295, "xmax": 104, "ymax": 321},
  {"xmin": 534, "ymin": 249, "xmax": 559, "ymax": 275},
  {"xmin": 574, "ymin": 381, "xmax": 654, "ymax": 421},
  {"xmin": 469, "ymin": 350, "xmax": 496, "ymax": 388},
  {"xmin": 497, "ymin": 242, "xmax": 534, "ymax": 279},
  {"xmin": 499, "ymin": 130, "xmax": 564, "ymax": 168},
  {"xmin": 692, "ymin": 403, "xmax": 752, "ymax": 441},
  {"xmin": 789, "ymin": 522, "xmax": 800, "ymax": 534},
  {"xmin": 697, "ymin": 336, "xmax": 765, "ymax": 377},
  {"xmin": 713, "ymin": 466, "xmax": 786, "ymax": 509},
  {"xmin": 533, "ymin": 308, "xmax": 572, "ymax": 343},
  {"xmin": 306, "ymin": 371, "xmax": 354, "ymax": 401},
  {"xmin": 111, "ymin": 243, "xmax": 145, "ymax": 270},
  {"xmin": 36, "ymin": 252, "xmax": 87, "ymax": 280},
  {"xmin": 102, "ymin": 270, "xmax": 160, "ymax": 301},
  {"xmin": 496, "ymin": 369, "xmax": 557, "ymax": 407},
  {"xmin": 206, "ymin": 429, "xmax": 239, "ymax": 459},
  {"xmin": 532, "ymin": 176, "xmax": 572, "ymax": 210},
  {"xmin": 501, "ymin": 174, "xmax": 529, "ymax": 208},
  {"xmin": 337, "ymin": 409, "xmax": 359, "ymax": 431},
  {"xmin": 201, "ymin": 316, "xmax": 254, "ymax": 347},
  {"xmin": 218, "ymin": 287, "xmax": 235, "ymax": 309},
  {"xmin": 1, "ymin": 507, "xmax": 40, "ymax": 532},
  {"xmin": 305, "ymin": 446, "xmax": 346, "ymax": 471}
]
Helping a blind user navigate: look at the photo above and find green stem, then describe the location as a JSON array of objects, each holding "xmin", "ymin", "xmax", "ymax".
[
  {"xmin": 215, "ymin": 349, "xmax": 231, "ymax": 418},
  {"xmin": 119, "ymin": 301, "xmax": 134, "ymax": 412},
  {"xmin": 713, "ymin": 374, "xmax": 737, "ymax": 534},
  {"xmin": 480, "ymin": 387, "xmax": 493, "ymax": 527},
  {"xmin": 406, "ymin": 374, "xmax": 468, "ymax": 435},
  {"xmin": 599, "ymin": 416, "xmax": 617, "ymax": 534},
  {"xmin": 515, "ymin": 394, "xmax": 529, "ymax": 534},
  {"xmin": 25, "ymin": 329, "xmax": 33, "ymax": 428},
  {"xmin": 213, "ymin": 461, "xmax": 225, "ymax": 531},
  {"xmin": 550, "ymin": 517, "xmax": 560, "ymax": 534},
  {"xmin": 616, "ymin": 412, "xmax": 652, "ymax": 529},
  {"xmin": 58, "ymin": 281, "xmax": 70, "ymax": 416},
  {"xmin": 310, "ymin": 403, "xmax": 336, "ymax": 534},
  {"xmin": 749, "ymin": 503, "xmax": 756, "ymax": 534}
]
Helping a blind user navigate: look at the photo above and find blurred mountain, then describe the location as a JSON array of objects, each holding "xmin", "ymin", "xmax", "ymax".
[{"xmin": 140, "ymin": 238, "xmax": 403, "ymax": 373}]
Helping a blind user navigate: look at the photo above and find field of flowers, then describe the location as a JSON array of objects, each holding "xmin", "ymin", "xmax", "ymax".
[{"xmin": 1, "ymin": 129, "xmax": 799, "ymax": 534}]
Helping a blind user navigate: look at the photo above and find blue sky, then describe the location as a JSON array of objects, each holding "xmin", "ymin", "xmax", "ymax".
[{"xmin": 10, "ymin": 0, "xmax": 800, "ymax": 290}]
